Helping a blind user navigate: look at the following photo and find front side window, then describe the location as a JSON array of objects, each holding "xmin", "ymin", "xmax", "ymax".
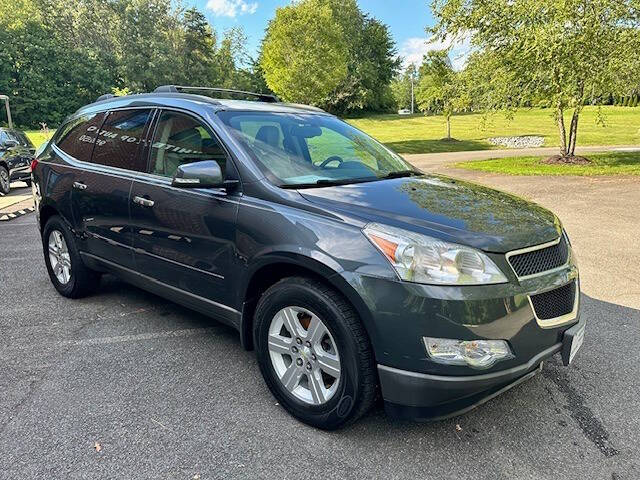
[
  {"xmin": 148, "ymin": 110, "xmax": 227, "ymax": 178},
  {"xmin": 217, "ymin": 112, "xmax": 414, "ymax": 187},
  {"xmin": 54, "ymin": 113, "xmax": 107, "ymax": 162},
  {"xmin": 91, "ymin": 109, "xmax": 152, "ymax": 172}
]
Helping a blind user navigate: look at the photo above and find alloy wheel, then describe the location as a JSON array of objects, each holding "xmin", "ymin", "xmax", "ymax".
[
  {"xmin": 0, "ymin": 168, "xmax": 9, "ymax": 193},
  {"xmin": 48, "ymin": 230, "xmax": 72, "ymax": 284},
  {"xmin": 267, "ymin": 306, "xmax": 341, "ymax": 405}
]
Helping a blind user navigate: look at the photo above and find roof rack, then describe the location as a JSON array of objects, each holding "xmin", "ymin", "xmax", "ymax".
[{"xmin": 154, "ymin": 85, "xmax": 280, "ymax": 103}]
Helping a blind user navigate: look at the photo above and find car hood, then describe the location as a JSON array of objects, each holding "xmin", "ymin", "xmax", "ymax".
[{"xmin": 298, "ymin": 175, "xmax": 561, "ymax": 253}]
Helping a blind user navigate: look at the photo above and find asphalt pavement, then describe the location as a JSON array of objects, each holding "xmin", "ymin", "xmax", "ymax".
[{"xmin": 1, "ymin": 183, "xmax": 639, "ymax": 479}]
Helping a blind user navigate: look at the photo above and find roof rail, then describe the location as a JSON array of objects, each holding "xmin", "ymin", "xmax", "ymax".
[
  {"xmin": 96, "ymin": 93, "xmax": 115, "ymax": 102},
  {"xmin": 153, "ymin": 85, "xmax": 280, "ymax": 103}
]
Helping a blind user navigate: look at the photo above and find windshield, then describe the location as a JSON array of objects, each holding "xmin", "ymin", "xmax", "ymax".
[
  {"xmin": 1, "ymin": 130, "xmax": 34, "ymax": 148},
  {"xmin": 217, "ymin": 111, "xmax": 417, "ymax": 187}
]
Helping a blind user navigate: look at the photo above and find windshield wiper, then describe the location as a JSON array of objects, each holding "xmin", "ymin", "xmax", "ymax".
[
  {"xmin": 280, "ymin": 177, "xmax": 378, "ymax": 189},
  {"xmin": 379, "ymin": 170, "xmax": 422, "ymax": 180},
  {"xmin": 279, "ymin": 171, "xmax": 421, "ymax": 189}
]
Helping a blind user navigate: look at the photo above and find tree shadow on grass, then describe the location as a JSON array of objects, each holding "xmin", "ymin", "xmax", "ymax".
[
  {"xmin": 384, "ymin": 138, "xmax": 490, "ymax": 154},
  {"xmin": 589, "ymin": 151, "xmax": 640, "ymax": 166}
]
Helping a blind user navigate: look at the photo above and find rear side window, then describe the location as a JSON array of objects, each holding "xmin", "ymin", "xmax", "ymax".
[
  {"xmin": 149, "ymin": 110, "xmax": 227, "ymax": 178},
  {"xmin": 54, "ymin": 113, "xmax": 107, "ymax": 162},
  {"xmin": 91, "ymin": 109, "xmax": 153, "ymax": 172}
]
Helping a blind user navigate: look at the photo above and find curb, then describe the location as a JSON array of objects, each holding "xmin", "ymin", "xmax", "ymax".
[{"xmin": 0, "ymin": 207, "xmax": 35, "ymax": 222}]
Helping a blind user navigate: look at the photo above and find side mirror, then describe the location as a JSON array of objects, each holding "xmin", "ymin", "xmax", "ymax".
[{"xmin": 171, "ymin": 160, "xmax": 225, "ymax": 189}]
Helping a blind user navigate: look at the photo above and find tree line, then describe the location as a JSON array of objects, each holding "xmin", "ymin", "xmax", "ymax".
[
  {"xmin": 0, "ymin": 0, "xmax": 266, "ymax": 128},
  {"xmin": 0, "ymin": 0, "xmax": 401, "ymax": 129}
]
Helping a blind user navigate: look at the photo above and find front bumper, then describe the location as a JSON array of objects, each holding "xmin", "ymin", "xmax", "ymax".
[
  {"xmin": 379, "ymin": 315, "xmax": 586, "ymax": 421},
  {"xmin": 9, "ymin": 165, "xmax": 31, "ymax": 181}
]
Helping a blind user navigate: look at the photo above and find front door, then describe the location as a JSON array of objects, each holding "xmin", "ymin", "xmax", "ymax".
[
  {"xmin": 130, "ymin": 109, "xmax": 239, "ymax": 321},
  {"xmin": 68, "ymin": 108, "xmax": 154, "ymax": 268}
]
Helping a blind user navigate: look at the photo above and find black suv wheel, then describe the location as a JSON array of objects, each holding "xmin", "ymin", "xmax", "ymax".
[
  {"xmin": 254, "ymin": 276, "xmax": 377, "ymax": 430},
  {"xmin": 0, "ymin": 165, "xmax": 9, "ymax": 194},
  {"xmin": 42, "ymin": 215, "xmax": 101, "ymax": 298}
]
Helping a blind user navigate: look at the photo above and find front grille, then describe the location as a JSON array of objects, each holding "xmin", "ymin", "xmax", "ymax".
[
  {"xmin": 529, "ymin": 281, "xmax": 576, "ymax": 320},
  {"xmin": 508, "ymin": 236, "xmax": 569, "ymax": 278}
]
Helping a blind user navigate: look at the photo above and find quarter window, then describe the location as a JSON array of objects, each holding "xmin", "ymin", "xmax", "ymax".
[
  {"xmin": 91, "ymin": 109, "xmax": 152, "ymax": 172},
  {"xmin": 55, "ymin": 113, "xmax": 107, "ymax": 162},
  {"xmin": 149, "ymin": 111, "xmax": 227, "ymax": 178}
]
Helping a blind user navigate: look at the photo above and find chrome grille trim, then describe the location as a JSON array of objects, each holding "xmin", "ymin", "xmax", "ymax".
[
  {"xmin": 506, "ymin": 235, "xmax": 569, "ymax": 280},
  {"xmin": 527, "ymin": 280, "xmax": 579, "ymax": 328}
]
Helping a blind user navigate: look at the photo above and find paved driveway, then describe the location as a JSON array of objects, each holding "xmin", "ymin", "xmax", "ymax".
[{"xmin": 1, "ymin": 171, "xmax": 639, "ymax": 478}]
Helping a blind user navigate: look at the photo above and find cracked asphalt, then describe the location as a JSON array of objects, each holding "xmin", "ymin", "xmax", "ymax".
[{"xmin": 1, "ymin": 180, "xmax": 639, "ymax": 479}]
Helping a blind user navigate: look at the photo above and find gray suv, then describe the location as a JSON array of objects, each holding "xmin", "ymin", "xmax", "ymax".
[{"xmin": 32, "ymin": 86, "xmax": 585, "ymax": 429}]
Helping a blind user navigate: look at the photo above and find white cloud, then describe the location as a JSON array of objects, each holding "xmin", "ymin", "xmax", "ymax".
[
  {"xmin": 206, "ymin": 0, "xmax": 258, "ymax": 17},
  {"xmin": 399, "ymin": 33, "xmax": 473, "ymax": 71}
]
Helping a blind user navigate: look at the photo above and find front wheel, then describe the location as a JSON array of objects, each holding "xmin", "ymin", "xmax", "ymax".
[
  {"xmin": 254, "ymin": 276, "xmax": 377, "ymax": 430},
  {"xmin": 0, "ymin": 166, "xmax": 10, "ymax": 194}
]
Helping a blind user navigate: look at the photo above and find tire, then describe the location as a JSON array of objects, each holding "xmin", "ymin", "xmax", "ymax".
[
  {"xmin": 0, "ymin": 166, "xmax": 9, "ymax": 195},
  {"xmin": 42, "ymin": 215, "xmax": 100, "ymax": 298},
  {"xmin": 254, "ymin": 276, "xmax": 377, "ymax": 430}
]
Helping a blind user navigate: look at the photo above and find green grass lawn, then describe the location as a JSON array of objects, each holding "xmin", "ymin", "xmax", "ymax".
[
  {"xmin": 348, "ymin": 106, "xmax": 640, "ymax": 154},
  {"xmin": 25, "ymin": 130, "xmax": 52, "ymax": 149},
  {"xmin": 455, "ymin": 151, "xmax": 640, "ymax": 176}
]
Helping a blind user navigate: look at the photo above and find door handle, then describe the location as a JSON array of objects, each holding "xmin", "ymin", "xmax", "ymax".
[
  {"xmin": 133, "ymin": 195, "xmax": 155, "ymax": 207},
  {"xmin": 73, "ymin": 181, "xmax": 87, "ymax": 190}
]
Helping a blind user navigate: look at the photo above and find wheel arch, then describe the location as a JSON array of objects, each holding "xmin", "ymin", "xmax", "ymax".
[
  {"xmin": 239, "ymin": 255, "xmax": 375, "ymax": 354},
  {"xmin": 39, "ymin": 204, "xmax": 60, "ymax": 232}
]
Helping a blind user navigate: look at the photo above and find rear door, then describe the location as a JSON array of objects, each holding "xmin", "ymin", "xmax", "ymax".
[
  {"xmin": 130, "ymin": 109, "xmax": 239, "ymax": 320},
  {"xmin": 69, "ymin": 108, "xmax": 154, "ymax": 268}
]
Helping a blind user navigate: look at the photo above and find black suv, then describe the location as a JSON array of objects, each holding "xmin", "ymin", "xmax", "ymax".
[
  {"xmin": 0, "ymin": 127, "xmax": 35, "ymax": 194},
  {"xmin": 32, "ymin": 86, "xmax": 585, "ymax": 429}
]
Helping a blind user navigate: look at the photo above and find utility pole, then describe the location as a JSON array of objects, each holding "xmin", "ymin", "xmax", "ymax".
[
  {"xmin": 411, "ymin": 75, "xmax": 414, "ymax": 114},
  {"xmin": 0, "ymin": 95, "xmax": 12, "ymax": 129}
]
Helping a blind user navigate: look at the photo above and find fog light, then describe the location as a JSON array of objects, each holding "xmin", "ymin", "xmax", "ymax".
[{"xmin": 423, "ymin": 337, "xmax": 513, "ymax": 369}]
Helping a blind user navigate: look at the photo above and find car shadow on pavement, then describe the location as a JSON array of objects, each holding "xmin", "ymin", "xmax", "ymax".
[{"xmin": 24, "ymin": 275, "xmax": 637, "ymax": 479}]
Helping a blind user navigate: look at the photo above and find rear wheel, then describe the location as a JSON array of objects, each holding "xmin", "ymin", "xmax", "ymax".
[
  {"xmin": 254, "ymin": 276, "xmax": 377, "ymax": 430},
  {"xmin": 0, "ymin": 166, "xmax": 9, "ymax": 194},
  {"xmin": 43, "ymin": 215, "xmax": 100, "ymax": 298}
]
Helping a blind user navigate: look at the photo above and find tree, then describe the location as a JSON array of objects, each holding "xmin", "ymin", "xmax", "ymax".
[
  {"xmin": 261, "ymin": 0, "xmax": 349, "ymax": 105},
  {"xmin": 320, "ymin": 0, "xmax": 400, "ymax": 113},
  {"xmin": 260, "ymin": 0, "xmax": 399, "ymax": 112},
  {"xmin": 431, "ymin": 0, "xmax": 640, "ymax": 160},
  {"xmin": 179, "ymin": 8, "xmax": 218, "ymax": 86},
  {"xmin": 415, "ymin": 51, "xmax": 467, "ymax": 139}
]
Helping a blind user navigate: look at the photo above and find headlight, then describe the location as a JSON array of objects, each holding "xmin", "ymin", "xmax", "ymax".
[
  {"xmin": 363, "ymin": 223, "xmax": 507, "ymax": 285},
  {"xmin": 424, "ymin": 337, "xmax": 513, "ymax": 369}
]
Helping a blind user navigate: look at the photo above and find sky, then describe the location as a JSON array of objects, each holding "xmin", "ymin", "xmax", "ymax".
[{"xmin": 187, "ymin": 0, "xmax": 471, "ymax": 70}]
